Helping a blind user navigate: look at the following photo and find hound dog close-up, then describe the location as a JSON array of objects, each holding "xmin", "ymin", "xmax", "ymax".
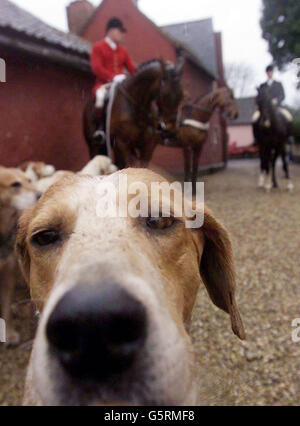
[{"xmin": 16, "ymin": 168, "xmax": 245, "ymax": 406}]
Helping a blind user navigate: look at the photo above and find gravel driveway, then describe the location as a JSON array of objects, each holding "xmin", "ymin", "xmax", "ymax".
[
  {"xmin": 1, "ymin": 159, "xmax": 299, "ymax": 405},
  {"xmin": 191, "ymin": 159, "xmax": 300, "ymax": 405}
]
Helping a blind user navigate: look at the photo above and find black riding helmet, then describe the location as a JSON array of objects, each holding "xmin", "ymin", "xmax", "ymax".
[{"xmin": 106, "ymin": 17, "xmax": 127, "ymax": 33}]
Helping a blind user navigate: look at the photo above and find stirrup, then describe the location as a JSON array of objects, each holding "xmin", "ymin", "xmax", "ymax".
[{"xmin": 93, "ymin": 130, "xmax": 106, "ymax": 144}]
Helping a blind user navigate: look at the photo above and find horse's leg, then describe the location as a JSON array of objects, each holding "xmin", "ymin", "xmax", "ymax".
[
  {"xmin": 89, "ymin": 138, "xmax": 109, "ymax": 158},
  {"xmin": 87, "ymin": 139, "xmax": 99, "ymax": 158},
  {"xmin": 192, "ymin": 147, "xmax": 201, "ymax": 198},
  {"xmin": 258, "ymin": 143, "xmax": 266, "ymax": 188},
  {"xmin": 183, "ymin": 147, "xmax": 192, "ymax": 184},
  {"xmin": 282, "ymin": 146, "xmax": 294, "ymax": 191},
  {"xmin": 258, "ymin": 146, "xmax": 266, "ymax": 188},
  {"xmin": 83, "ymin": 100, "xmax": 102, "ymax": 159},
  {"xmin": 271, "ymin": 149, "xmax": 279, "ymax": 189},
  {"xmin": 264, "ymin": 147, "xmax": 272, "ymax": 192},
  {"xmin": 282, "ymin": 148, "xmax": 289, "ymax": 179},
  {"xmin": 254, "ymin": 124, "xmax": 263, "ymax": 185},
  {"xmin": 114, "ymin": 140, "xmax": 130, "ymax": 170},
  {"xmin": 139, "ymin": 136, "xmax": 158, "ymax": 169}
]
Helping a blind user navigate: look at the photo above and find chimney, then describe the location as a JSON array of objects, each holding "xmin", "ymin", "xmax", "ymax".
[
  {"xmin": 66, "ymin": 0, "xmax": 95, "ymax": 34},
  {"xmin": 214, "ymin": 32, "xmax": 226, "ymax": 87}
]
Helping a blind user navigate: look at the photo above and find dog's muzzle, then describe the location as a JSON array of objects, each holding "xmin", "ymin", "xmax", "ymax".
[{"xmin": 46, "ymin": 283, "xmax": 147, "ymax": 381}]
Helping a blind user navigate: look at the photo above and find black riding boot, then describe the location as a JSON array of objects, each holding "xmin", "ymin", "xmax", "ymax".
[{"xmin": 93, "ymin": 108, "xmax": 106, "ymax": 145}]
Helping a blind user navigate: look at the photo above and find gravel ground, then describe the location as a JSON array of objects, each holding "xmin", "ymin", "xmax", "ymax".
[
  {"xmin": 1, "ymin": 159, "xmax": 299, "ymax": 406},
  {"xmin": 191, "ymin": 159, "xmax": 300, "ymax": 406}
]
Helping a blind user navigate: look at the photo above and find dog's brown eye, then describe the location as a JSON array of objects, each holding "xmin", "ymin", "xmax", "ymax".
[
  {"xmin": 146, "ymin": 217, "xmax": 175, "ymax": 230},
  {"xmin": 32, "ymin": 230, "xmax": 60, "ymax": 247},
  {"xmin": 11, "ymin": 182, "xmax": 22, "ymax": 188}
]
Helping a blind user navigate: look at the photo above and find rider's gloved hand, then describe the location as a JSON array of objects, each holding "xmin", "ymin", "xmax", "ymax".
[
  {"xmin": 272, "ymin": 98, "xmax": 278, "ymax": 105},
  {"xmin": 113, "ymin": 74, "xmax": 126, "ymax": 83}
]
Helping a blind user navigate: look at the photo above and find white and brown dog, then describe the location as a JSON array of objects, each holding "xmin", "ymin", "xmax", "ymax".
[
  {"xmin": 33, "ymin": 156, "xmax": 118, "ymax": 194},
  {"xmin": 0, "ymin": 167, "xmax": 40, "ymax": 345},
  {"xmin": 80, "ymin": 155, "xmax": 118, "ymax": 177},
  {"xmin": 16, "ymin": 169, "xmax": 245, "ymax": 406},
  {"xmin": 19, "ymin": 162, "xmax": 56, "ymax": 183}
]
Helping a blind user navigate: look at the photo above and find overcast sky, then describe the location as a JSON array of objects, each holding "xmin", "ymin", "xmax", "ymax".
[{"xmin": 11, "ymin": 0, "xmax": 300, "ymax": 105}]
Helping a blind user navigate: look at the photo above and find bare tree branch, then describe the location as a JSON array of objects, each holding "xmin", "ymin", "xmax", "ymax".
[{"xmin": 225, "ymin": 62, "xmax": 256, "ymax": 98}]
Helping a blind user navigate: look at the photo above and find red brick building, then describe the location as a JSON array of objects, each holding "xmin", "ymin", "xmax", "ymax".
[
  {"xmin": 67, "ymin": 0, "xmax": 228, "ymax": 174},
  {"xmin": 0, "ymin": 0, "xmax": 92, "ymax": 170}
]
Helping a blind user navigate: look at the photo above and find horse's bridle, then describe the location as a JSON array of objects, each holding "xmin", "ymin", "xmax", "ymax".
[{"xmin": 186, "ymin": 103, "xmax": 213, "ymax": 114}]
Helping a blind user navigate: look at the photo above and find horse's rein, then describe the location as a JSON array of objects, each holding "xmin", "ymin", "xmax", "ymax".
[{"xmin": 186, "ymin": 103, "xmax": 213, "ymax": 114}]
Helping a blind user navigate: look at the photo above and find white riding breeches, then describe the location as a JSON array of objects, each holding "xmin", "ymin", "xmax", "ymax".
[
  {"xmin": 95, "ymin": 75, "xmax": 126, "ymax": 109},
  {"xmin": 95, "ymin": 84, "xmax": 110, "ymax": 108},
  {"xmin": 252, "ymin": 108, "xmax": 293, "ymax": 123},
  {"xmin": 278, "ymin": 108, "xmax": 293, "ymax": 122}
]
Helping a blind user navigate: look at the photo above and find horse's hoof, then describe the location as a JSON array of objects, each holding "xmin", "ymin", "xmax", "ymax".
[
  {"xmin": 264, "ymin": 184, "xmax": 272, "ymax": 192},
  {"xmin": 287, "ymin": 181, "xmax": 294, "ymax": 192},
  {"xmin": 258, "ymin": 175, "xmax": 265, "ymax": 188}
]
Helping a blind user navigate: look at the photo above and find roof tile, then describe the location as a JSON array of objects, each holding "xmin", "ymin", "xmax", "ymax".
[
  {"xmin": 162, "ymin": 19, "xmax": 218, "ymax": 79},
  {"xmin": 0, "ymin": 0, "xmax": 91, "ymax": 56}
]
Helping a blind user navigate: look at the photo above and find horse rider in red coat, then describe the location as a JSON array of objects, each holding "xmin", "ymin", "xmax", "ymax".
[{"xmin": 90, "ymin": 17, "xmax": 137, "ymax": 142}]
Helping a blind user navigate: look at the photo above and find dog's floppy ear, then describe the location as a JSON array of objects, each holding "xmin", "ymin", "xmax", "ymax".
[
  {"xmin": 15, "ymin": 205, "xmax": 35, "ymax": 284},
  {"xmin": 18, "ymin": 162, "xmax": 29, "ymax": 172},
  {"xmin": 199, "ymin": 207, "xmax": 245, "ymax": 340}
]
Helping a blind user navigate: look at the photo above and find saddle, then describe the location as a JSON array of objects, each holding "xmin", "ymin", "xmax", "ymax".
[{"xmin": 252, "ymin": 107, "xmax": 293, "ymax": 126}]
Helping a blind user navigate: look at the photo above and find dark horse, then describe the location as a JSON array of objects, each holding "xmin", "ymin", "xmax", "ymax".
[
  {"xmin": 83, "ymin": 58, "xmax": 184, "ymax": 169},
  {"xmin": 253, "ymin": 85, "xmax": 294, "ymax": 191}
]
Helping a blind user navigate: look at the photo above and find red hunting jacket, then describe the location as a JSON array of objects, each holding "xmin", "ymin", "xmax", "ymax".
[{"xmin": 90, "ymin": 39, "xmax": 137, "ymax": 94}]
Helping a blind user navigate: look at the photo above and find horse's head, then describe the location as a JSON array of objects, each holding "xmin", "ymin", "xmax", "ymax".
[
  {"xmin": 211, "ymin": 88, "xmax": 239, "ymax": 120},
  {"xmin": 124, "ymin": 58, "xmax": 184, "ymax": 131},
  {"xmin": 157, "ymin": 56, "xmax": 185, "ymax": 130}
]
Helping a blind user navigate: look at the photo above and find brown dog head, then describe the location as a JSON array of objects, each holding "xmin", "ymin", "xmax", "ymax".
[
  {"xmin": 16, "ymin": 169, "xmax": 244, "ymax": 406},
  {"xmin": 0, "ymin": 167, "xmax": 39, "ymax": 211}
]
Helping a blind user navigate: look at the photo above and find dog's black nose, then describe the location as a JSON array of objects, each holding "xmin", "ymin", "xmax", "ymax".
[{"xmin": 46, "ymin": 285, "xmax": 147, "ymax": 380}]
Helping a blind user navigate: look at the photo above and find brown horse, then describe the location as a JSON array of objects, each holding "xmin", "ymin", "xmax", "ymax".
[
  {"xmin": 83, "ymin": 58, "xmax": 184, "ymax": 169},
  {"xmin": 161, "ymin": 87, "xmax": 238, "ymax": 195}
]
